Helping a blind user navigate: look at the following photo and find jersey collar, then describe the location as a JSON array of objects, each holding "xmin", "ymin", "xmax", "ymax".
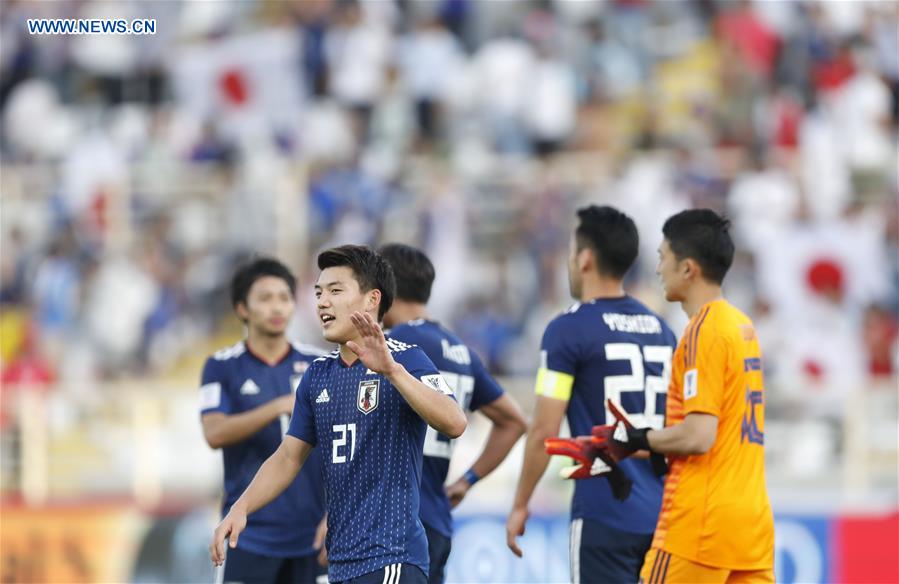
[{"xmin": 244, "ymin": 340, "xmax": 293, "ymax": 367}]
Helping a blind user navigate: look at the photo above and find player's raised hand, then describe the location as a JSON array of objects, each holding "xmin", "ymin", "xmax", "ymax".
[
  {"xmin": 506, "ymin": 506, "xmax": 529, "ymax": 558},
  {"xmin": 346, "ymin": 311, "xmax": 398, "ymax": 375},
  {"xmin": 210, "ymin": 508, "xmax": 247, "ymax": 566}
]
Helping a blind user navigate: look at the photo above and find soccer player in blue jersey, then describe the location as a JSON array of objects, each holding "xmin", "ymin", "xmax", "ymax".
[
  {"xmin": 211, "ymin": 245, "xmax": 467, "ymax": 584},
  {"xmin": 379, "ymin": 244, "xmax": 528, "ymax": 584},
  {"xmin": 200, "ymin": 258, "xmax": 328, "ymax": 583},
  {"xmin": 506, "ymin": 206, "xmax": 677, "ymax": 583}
]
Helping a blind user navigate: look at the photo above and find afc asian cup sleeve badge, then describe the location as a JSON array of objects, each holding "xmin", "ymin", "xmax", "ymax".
[{"xmin": 357, "ymin": 379, "xmax": 380, "ymax": 414}]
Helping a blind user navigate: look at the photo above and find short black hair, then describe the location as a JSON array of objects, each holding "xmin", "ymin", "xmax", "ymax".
[
  {"xmin": 378, "ymin": 243, "xmax": 435, "ymax": 304},
  {"xmin": 662, "ymin": 209, "xmax": 734, "ymax": 284},
  {"xmin": 230, "ymin": 257, "xmax": 297, "ymax": 309},
  {"xmin": 317, "ymin": 245, "xmax": 396, "ymax": 319},
  {"xmin": 575, "ymin": 205, "xmax": 639, "ymax": 279}
]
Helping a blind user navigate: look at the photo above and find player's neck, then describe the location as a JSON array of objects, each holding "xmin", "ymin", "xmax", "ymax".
[
  {"xmin": 245, "ymin": 333, "xmax": 290, "ymax": 365},
  {"xmin": 338, "ymin": 342, "xmax": 359, "ymax": 366},
  {"xmin": 389, "ymin": 300, "xmax": 428, "ymax": 326},
  {"xmin": 579, "ymin": 274, "xmax": 625, "ymax": 302},
  {"xmin": 682, "ymin": 283, "xmax": 724, "ymax": 318}
]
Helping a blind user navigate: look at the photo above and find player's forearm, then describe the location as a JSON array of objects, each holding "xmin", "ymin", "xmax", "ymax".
[
  {"xmin": 470, "ymin": 417, "xmax": 527, "ymax": 480},
  {"xmin": 646, "ymin": 416, "xmax": 717, "ymax": 456},
  {"xmin": 202, "ymin": 402, "xmax": 283, "ymax": 449},
  {"xmin": 511, "ymin": 429, "xmax": 552, "ymax": 510},
  {"xmin": 232, "ymin": 441, "xmax": 306, "ymax": 515},
  {"xmin": 386, "ymin": 364, "xmax": 467, "ymax": 438}
]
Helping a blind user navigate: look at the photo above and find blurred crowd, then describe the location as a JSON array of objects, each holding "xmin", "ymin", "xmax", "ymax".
[{"xmin": 1, "ymin": 0, "xmax": 897, "ymax": 399}]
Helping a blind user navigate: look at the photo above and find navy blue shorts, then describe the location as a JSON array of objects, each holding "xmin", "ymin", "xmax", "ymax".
[
  {"xmin": 570, "ymin": 518, "xmax": 653, "ymax": 584},
  {"xmin": 424, "ymin": 525, "xmax": 452, "ymax": 584},
  {"xmin": 223, "ymin": 546, "xmax": 325, "ymax": 584},
  {"xmin": 332, "ymin": 563, "xmax": 428, "ymax": 584}
]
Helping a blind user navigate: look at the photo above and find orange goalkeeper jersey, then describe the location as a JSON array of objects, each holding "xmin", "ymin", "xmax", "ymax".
[{"xmin": 652, "ymin": 299, "xmax": 774, "ymax": 570}]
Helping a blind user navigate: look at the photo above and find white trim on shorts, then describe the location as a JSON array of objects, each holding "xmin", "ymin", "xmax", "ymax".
[
  {"xmin": 382, "ymin": 563, "xmax": 403, "ymax": 584},
  {"xmin": 570, "ymin": 518, "xmax": 584, "ymax": 584}
]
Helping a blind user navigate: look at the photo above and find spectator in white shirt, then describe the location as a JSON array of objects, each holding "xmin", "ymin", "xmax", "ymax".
[{"xmin": 326, "ymin": 1, "xmax": 392, "ymax": 141}]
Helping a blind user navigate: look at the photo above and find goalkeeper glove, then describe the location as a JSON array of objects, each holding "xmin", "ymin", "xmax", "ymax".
[
  {"xmin": 544, "ymin": 435, "xmax": 633, "ymax": 501},
  {"xmin": 596, "ymin": 399, "xmax": 667, "ymax": 476}
]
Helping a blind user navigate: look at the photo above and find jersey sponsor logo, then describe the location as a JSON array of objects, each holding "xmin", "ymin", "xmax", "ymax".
[
  {"xmin": 684, "ymin": 369, "xmax": 698, "ymax": 400},
  {"xmin": 441, "ymin": 339, "xmax": 471, "ymax": 365},
  {"xmin": 199, "ymin": 382, "xmax": 222, "ymax": 410},
  {"xmin": 357, "ymin": 379, "xmax": 379, "ymax": 414},
  {"xmin": 316, "ymin": 388, "xmax": 331, "ymax": 403},
  {"xmin": 420, "ymin": 374, "xmax": 453, "ymax": 396},
  {"xmin": 239, "ymin": 379, "xmax": 261, "ymax": 395}
]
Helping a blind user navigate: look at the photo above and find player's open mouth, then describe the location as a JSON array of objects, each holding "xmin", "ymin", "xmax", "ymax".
[{"xmin": 320, "ymin": 314, "xmax": 336, "ymax": 325}]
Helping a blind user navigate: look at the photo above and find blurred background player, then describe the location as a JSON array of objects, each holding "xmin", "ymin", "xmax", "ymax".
[
  {"xmin": 606, "ymin": 209, "xmax": 774, "ymax": 583},
  {"xmin": 199, "ymin": 258, "xmax": 327, "ymax": 583},
  {"xmin": 380, "ymin": 243, "xmax": 527, "ymax": 584},
  {"xmin": 506, "ymin": 206, "xmax": 677, "ymax": 583},
  {"xmin": 211, "ymin": 245, "xmax": 467, "ymax": 583}
]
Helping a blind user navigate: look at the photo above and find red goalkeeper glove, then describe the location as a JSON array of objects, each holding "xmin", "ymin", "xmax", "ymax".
[
  {"xmin": 594, "ymin": 399, "xmax": 667, "ymax": 476},
  {"xmin": 544, "ymin": 435, "xmax": 633, "ymax": 501}
]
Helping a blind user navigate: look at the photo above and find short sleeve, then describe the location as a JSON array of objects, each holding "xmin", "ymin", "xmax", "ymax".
[
  {"xmin": 199, "ymin": 358, "xmax": 233, "ymax": 415},
  {"xmin": 469, "ymin": 350, "xmax": 503, "ymax": 410},
  {"xmin": 287, "ymin": 367, "xmax": 318, "ymax": 446},
  {"xmin": 682, "ymin": 327, "xmax": 727, "ymax": 417},
  {"xmin": 535, "ymin": 316, "xmax": 579, "ymax": 401},
  {"xmin": 397, "ymin": 347, "xmax": 455, "ymax": 398}
]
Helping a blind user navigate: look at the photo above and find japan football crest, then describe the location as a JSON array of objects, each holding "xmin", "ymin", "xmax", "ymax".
[{"xmin": 357, "ymin": 379, "xmax": 379, "ymax": 414}]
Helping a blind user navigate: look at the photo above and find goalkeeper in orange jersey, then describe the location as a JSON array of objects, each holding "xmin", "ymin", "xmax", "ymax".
[{"xmin": 594, "ymin": 209, "xmax": 775, "ymax": 583}]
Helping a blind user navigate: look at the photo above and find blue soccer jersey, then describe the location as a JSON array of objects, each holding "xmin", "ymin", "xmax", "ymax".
[
  {"xmin": 536, "ymin": 297, "xmax": 677, "ymax": 534},
  {"xmin": 387, "ymin": 319, "xmax": 503, "ymax": 538},
  {"xmin": 199, "ymin": 341, "xmax": 327, "ymax": 558},
  {"xmin": 287, "ymin": 339, "xmax": 454, "ymax": 581}
]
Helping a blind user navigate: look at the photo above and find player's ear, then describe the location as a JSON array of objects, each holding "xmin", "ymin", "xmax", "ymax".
[
  {"xmin": 577, "ymin": 247, "xmax": 593, "ymax": 273},
  {"xmin": 235, "ymin": 301, "xmax": 249, "ymax": 322},
  {"xmin": 366, "ymin": 288, "xmax": 382, "ymax": 314},
  {"xmin": 683, "ymin": 258, "xmax": 700, "ymax": 281}
]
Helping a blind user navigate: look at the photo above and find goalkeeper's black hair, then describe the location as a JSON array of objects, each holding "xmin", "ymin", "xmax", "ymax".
[
  {"xmin": 378, "ymin": 243, "xmax": 435, "ymax": 304},
  {"xmin": 317, "ymin": 245, "xmax": 396, "ymax": 320},
  {"xmin": 662, "ymin": 209, "xmax": 734, "ymax": 285},
  {"xmin": 230, "ymin": 257, "xmax": 296, "ymax": 309},
  {"xmin": 575, "ymin": 205, "xmax": 639, "ymax": 279}
]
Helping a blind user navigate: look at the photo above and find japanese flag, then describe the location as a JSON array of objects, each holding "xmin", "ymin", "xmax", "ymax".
[{"xmin": 169, "ymin": 29, "xmax": 304, "ymax": 137}]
